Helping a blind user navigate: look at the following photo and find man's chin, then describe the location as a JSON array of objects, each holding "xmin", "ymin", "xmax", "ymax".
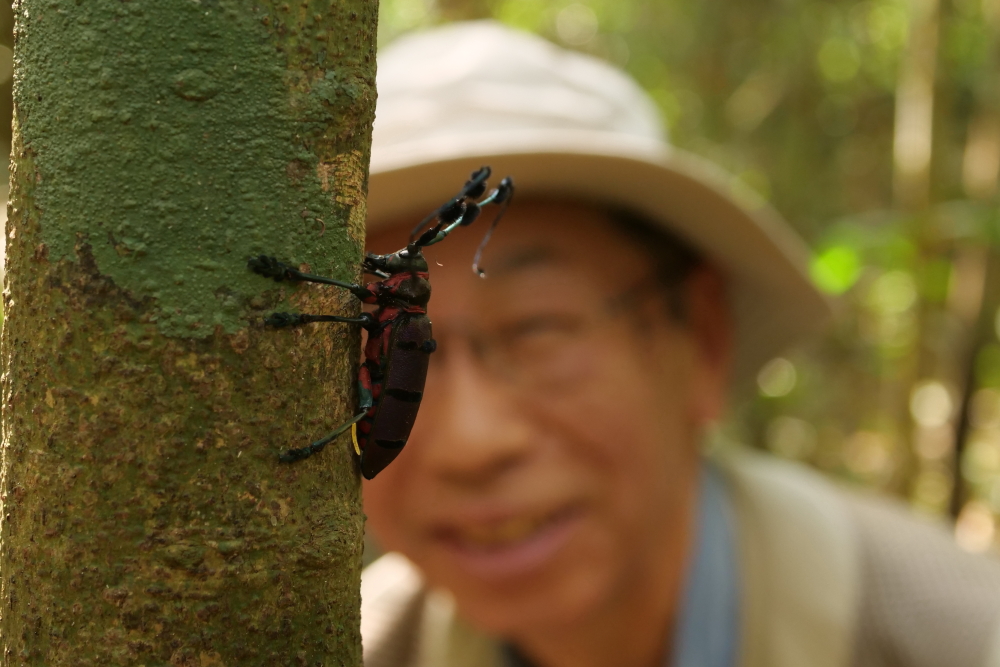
[{"xmin": 446, "ymin": 564, "xmax": 613, "ymax": 637}]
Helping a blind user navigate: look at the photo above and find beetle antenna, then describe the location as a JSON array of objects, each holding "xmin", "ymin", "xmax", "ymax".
[
  {"xmin": 409, "ymin": 167, "xmax": 492, "ymax": 243},
  {"xmin": 408, "ymin": 213, "xmax": 437, "ymax": 243},
  {"xmin": 471, "ymin": 177, "xmax": 514, "ymax": 278}
]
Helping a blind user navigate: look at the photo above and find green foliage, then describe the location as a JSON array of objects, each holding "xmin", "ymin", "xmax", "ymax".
[{"xmin": 811, "ymin": 245, "xmax": 862, "ymax": 295}]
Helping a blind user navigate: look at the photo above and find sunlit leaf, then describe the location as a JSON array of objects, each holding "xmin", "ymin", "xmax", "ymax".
[{"xmin": 810, "ymin": 245, "xmax": 862, "ymax": 294}]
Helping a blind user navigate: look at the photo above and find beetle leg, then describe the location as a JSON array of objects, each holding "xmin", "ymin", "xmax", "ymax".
[
  {"xmin": 264, "ymin": 312, "xmax": 376, "ymax": 330},
  {"xmin": 358, "ymin": 365, "xmax": 375, "ymax": 411},
  {"xmin": 279, "ymin": 410, "xmax": 368, "ymax": 463},
  {"xmin": 248, "ymin": 255, "xmax": 374, "ymax": 300}
]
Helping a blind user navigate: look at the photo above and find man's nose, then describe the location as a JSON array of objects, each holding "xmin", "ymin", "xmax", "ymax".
[{"xmin": 418, "ymin": 343, "xmax": 534, "ymax": 487}]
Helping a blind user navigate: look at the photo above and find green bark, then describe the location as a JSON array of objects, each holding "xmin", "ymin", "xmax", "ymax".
[{"xmin": 1, "ymin": 1, "xmax": 377, "ymax": 665}]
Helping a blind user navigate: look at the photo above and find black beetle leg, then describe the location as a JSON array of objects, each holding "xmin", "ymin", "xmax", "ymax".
[
  {"xmin": 248, "ymin": 255, "xmax": 374, "ymax": 300},
  {"xmin": 279, "ymin": 410, "xmax": 368, "ymax": 463},
  {"xmin": 264, "ymin": 312, "xmax": 376, "ymax": 329}
]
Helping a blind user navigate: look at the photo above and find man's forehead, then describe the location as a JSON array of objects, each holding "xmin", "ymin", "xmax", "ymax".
[{"xmin": 488, "ymin": 245, "xmax": 560, "ymax": 277}]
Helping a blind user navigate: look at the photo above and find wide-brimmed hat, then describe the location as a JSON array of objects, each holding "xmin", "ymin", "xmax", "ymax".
[{"xmin": 366, "ymin": 21, "xmax": 831, "ymax": 387}]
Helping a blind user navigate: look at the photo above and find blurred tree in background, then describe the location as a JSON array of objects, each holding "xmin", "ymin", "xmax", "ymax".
[
  {"xmin": 374, "ymin": 0, "xmax": 1000, "ymax": 552},
  {"xmin": 3, "ymin": 0, "xmax": 999, "ymax": 552},
  {"xmin": 0, "ymin": 4, "xmax": 13, "ymax": 158}
]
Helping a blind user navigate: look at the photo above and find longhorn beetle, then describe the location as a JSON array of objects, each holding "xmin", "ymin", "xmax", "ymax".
[{"xmin": 248, "ymin": 167, "xmax": 514, "ymax": 479}]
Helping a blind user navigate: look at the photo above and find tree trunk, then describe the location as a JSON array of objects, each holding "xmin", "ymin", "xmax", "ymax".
[{"xmin": 1, "ymin": 1, "xmax": 377, "ymax": 665}]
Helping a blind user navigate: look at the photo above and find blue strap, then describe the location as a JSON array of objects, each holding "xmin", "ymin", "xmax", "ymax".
[{"xmin": 667, "ymin": 464, "xmax": 740, "ymax": 667}]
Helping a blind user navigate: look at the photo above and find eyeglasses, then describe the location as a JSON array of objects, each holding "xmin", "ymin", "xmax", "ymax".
[{"xmin": 425, "ymin": 279, "xmax": 665, "ymax": 394}]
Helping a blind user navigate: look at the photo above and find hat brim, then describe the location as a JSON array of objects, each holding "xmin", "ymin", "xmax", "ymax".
[{"xmin": 366, "ymin": 129, "xmax": 832, "ymax": 390}]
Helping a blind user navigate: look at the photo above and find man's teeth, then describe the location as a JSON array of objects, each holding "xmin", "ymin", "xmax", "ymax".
[{"xmin": 459, "ymin": 515, "xmax": 550, "ymax": 547}]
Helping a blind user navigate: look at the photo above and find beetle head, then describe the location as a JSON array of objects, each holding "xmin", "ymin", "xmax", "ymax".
[{"xmin": 364, "ymin": 246, "xmax": 429, "ymax": 275}]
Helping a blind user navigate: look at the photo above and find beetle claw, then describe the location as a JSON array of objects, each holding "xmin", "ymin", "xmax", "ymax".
[
  {"xmin": 279, "ymin": 447, "xmax": 314, "ymax": 463},
  {"xmin": 248, "ymin": 255, "xmax": 290, "ymax": 281},
  {"xmin": 264, "ymin": 312, "xmax": 302, "ymax": 328}
]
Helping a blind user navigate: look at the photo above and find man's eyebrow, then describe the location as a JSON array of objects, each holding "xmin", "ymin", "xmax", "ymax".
[{"xmin": 489, "ymin": 246, "xmax": 559, "ymax": 276}]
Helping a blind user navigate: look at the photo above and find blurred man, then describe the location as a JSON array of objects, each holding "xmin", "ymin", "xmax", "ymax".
[{"xmin": 358, "ymin": 21, "xmax": 1000, "ymax": 667}]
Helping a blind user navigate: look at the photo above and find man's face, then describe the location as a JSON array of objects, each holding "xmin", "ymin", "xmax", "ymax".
[{"xmin": 363, "ymin": 200, "xmax": 730, "ymax": 635}]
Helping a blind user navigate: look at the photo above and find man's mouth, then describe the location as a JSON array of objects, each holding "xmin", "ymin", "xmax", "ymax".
[
  {"xmin": 432, "ymin": 505, "xmax": 583, "ymax": 578},
  {"xmin": 454, "ymin": 512, "xmax": 559, "ymax": 548}
]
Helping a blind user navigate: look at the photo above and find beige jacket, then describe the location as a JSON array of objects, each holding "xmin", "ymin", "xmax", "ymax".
[{"xmin": 361, "ymin": 452, "xmax": 1000, "ymax": 667}]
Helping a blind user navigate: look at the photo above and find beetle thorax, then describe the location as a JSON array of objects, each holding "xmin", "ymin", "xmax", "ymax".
[{"xmin": 380, "ymin": 272, "xmax": 431, "ymax": 308}]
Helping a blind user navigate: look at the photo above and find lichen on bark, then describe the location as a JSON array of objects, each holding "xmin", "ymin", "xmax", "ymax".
[
  {"xmin": 13, "ymin": 0, "xmax": 374, "ymax": 337},
  {"xmin": 1, "ymin": 1, "xmax": 378, "ymax": 665}
]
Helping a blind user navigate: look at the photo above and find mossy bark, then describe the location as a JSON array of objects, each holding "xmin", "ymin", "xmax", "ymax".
[{"xmin": 1, "ymin": 1, "xmax": 377, "ymax": 665}]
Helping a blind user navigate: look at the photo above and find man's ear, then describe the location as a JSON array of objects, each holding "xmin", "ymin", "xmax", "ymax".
[{"xmin": 684, "ymin": 264, "xmax": 733, "ymax": 423}]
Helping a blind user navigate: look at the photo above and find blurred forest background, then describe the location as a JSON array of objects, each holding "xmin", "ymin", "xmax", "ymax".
[
  {"xmin": 1, "ymin": 0, "xmax": 999, "ymax": 552},
  {"xmin": 375, "ymin": 0, "xmax": 1000, "ymax": 554}
]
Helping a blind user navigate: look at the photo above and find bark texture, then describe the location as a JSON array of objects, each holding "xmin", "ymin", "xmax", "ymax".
[{"xmin": 1, "ymin": 1, "xmax": 378, "ymax": 665}]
